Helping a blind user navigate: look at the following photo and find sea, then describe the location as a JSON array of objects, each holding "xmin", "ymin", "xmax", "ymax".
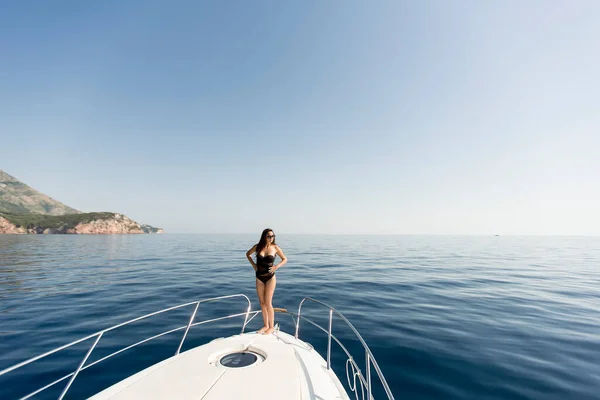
[{"xmin": 0, "ymin": 234, "xmax": 599, "ymax": 399}]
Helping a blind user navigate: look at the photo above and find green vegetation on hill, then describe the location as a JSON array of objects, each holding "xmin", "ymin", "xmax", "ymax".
[
  {"xmin": 0, "ymin": 199, "xmax": 31, "ymax": 214},
  {"xmin": 0, "ymin": 212, "xmax": 118, "ymax": 230},
  {"xmin": 0, "ymin": 169, "xmax": 81, "ymax": 215},
  {"xmin": 140, "ymin": 224, "xmax": 163, "ymax": 233}
]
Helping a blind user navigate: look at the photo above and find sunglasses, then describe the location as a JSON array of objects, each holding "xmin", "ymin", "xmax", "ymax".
[{"xmin": 266, "ymin": 235, "xmax": 275, "ymax": 239}]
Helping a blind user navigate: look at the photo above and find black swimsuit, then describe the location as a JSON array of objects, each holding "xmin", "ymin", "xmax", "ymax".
[{"xmin": 256, "ymin": 252, "xmax": 276, "ymax": 283}]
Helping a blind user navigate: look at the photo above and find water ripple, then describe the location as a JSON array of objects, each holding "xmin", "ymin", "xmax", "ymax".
[{"xmin": 0, "ymin": 235, "xmax": 599, "ymax": 399}]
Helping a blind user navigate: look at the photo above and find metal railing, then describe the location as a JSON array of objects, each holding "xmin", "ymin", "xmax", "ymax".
[
  {"xmin": 0, "ymin": 294, "xmax": 395, "ymax": 400},
  {"xmin": 291, "ymin": 297, "xmax": 395, "ymax": 400},
  {"xmin": 0, "ymin": 294, "xmax": 252, "ymax": 400}
]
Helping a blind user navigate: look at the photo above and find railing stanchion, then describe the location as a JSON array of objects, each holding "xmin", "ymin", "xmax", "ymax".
[
  {"xmin": 176, "ymin": 302, "xmax": 199, "ymax": 355},
  {"xmin": 366, "ymin": 350, "xmax": 372, "ymax": 400},
  {"xmin": 241, "ymin": 302, "xmax": 251, "ymax": 333},
  {"xmin": 295, "ymin": 298, "xmax": 306, "ymax": 339},
  {"xmin": 58, "ymin": 332, "xmax": 103, "ymax": 400},
  {"xmin": 327, "ymin": 308, "xmax": 333, "ymax": 370}
]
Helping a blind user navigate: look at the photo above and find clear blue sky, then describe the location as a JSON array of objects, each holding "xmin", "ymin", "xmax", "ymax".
[{"xmin": 1, "ymin": 1, "xmax": 598, "ymax": 234}]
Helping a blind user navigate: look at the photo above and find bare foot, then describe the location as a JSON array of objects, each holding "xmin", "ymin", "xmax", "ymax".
[
  {"xmin": 263, "ymin": 327, "xmax": 275, "ymax": 335},
  {"xmin": 257, "ymin": 326, "xmax": 268, "ymax": 334}
]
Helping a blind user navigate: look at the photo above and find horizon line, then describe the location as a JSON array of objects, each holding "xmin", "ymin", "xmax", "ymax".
[{"xmin": 159, "ymin": 233, "xmax": 600, "ymax": 237}]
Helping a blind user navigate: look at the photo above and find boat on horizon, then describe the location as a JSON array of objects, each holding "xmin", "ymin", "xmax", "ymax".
[{"xmin": 0, "ymin": 294, "xmax": 394, "ymax": 399}]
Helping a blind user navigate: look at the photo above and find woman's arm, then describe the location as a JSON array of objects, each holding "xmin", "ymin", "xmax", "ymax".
[
  {"xmin": 246, "ymin": 244, "xmax": 258, "ymax": 271},
  {"xmin": 271, "ymin": 245, "xmax": 288, "ymax": 273}
]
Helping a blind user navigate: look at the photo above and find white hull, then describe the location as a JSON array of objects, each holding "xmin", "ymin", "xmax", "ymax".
[{"xmin": 90, "ymin": 330, "xmax": 350, "ymax": 400}]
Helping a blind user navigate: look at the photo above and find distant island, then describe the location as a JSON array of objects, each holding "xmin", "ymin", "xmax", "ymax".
[{"xmin": 0, "ymin": 169, "xmax": 163, "ymax": 234}]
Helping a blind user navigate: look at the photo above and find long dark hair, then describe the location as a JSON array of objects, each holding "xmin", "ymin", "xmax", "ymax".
[{"xmin": 256, "ymin": 228, "xmax": 276, "ymax": 255}]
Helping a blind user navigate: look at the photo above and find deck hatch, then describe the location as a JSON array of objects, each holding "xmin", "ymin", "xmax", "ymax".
[{"xmin": 219, "ymin": 351, "xmax": 261, "ymax": 368}]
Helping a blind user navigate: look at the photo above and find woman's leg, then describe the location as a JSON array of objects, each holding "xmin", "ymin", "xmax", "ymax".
[
  {"xmin": 263, "ymin": 275, "xmax": 277, "ymax": 334},
  {"xmin": 255, "ymin": 278, "xmax": 269, "ymax": 333}
]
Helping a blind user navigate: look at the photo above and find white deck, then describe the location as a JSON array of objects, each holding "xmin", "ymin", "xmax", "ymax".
[{"xmin": 89, "ymin": 330, "xmax": 350, "ymax": 400}]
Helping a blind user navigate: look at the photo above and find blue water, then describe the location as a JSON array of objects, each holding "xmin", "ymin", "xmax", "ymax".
[{"xmin": 0, "ymin": 235, "xmax": 599, "ymax": 399}]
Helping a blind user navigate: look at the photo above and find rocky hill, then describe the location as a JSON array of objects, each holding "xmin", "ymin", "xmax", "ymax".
[
  {"xmin": 0, "ymin": 170, "xmax": 80, "ymax": 215},
  {"xmin": 0, "ymin": 212, "xmax": 165, "ymax": 234},
  {"xmin": 0, "ymin": 170, "xmax": 163, "ymax": 234}
]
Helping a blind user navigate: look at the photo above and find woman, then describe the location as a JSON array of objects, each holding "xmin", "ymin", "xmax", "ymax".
[{"xmin": 246, "ymin": 228, "xmax": 287, "ymax": 334}]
